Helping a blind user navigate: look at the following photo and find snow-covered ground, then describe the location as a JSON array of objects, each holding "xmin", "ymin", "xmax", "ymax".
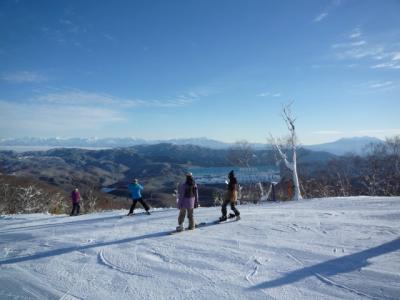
[{"xmin": 1, "ymin": 197, "xmax": 399, "ymax": 300}]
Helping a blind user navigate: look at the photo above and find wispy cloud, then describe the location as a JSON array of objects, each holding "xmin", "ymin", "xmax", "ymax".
[
  {"xmin": 257, "ymin": 91, "xmax": 281, "ymax": 97},
  {"xmin": 372, "ymin": 52, "xmax": 400, "ymax": 69},
  {"xmin": 0, "ymin": 100, "xmax": 125, "ymax": 135},
  {"xmin": 0, "ymin": 89, "xmax": 198, "ymax": 135},
  {"xmin": 368, "ymin": 81, "xmax": 393, "ymax": 89},
  {"xmin": 312, "ymin": 129, "xmax": 400, "ymax": 136},
  {"xmin": 313, "ymin": 0, "xmax": 342, "ymax": 23},
  {"xmin": 314, "ymin": 13, "xmax": 328, "ymax": 23},
  {"xmin": 356, "ymin": 80, "xmax": 397, "ymax": 92},
  {"xmin": 332, "ymin": 27, "xmax": 400, "ymax": 70},
  {"xmin": 313, "ymin": 130, "xmax": 343, "ymax": 135},
  {"xmin": 59, "ymin": 18, "xmax": 80, "ymax": 34},
  {"xmin": 1, "ymin": 71, "xmax": 48, "ymax": 83},
  {"xmin": 104, "ymin": 34, "xmax": 115, "ymax": 41},
  {"xmin": 32, "ymin": 89, "xmax": 197, "ymax": 108}
]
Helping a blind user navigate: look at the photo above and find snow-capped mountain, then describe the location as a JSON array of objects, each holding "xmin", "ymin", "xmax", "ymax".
[
  {"xmin": 0, "ymin": 137, "xmax": 231, "ymax": 149},
  {"xmin": 0, "ymin": 136, "xmax": 384, "ymax": 155},
  {"xmin": 304, "ymin": 136, "xmax": 383, "ymax": 156}
]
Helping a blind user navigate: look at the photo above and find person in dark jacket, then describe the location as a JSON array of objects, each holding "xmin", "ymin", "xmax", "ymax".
[
  {"xmin": 70, "ymin": 188, "xmax": 81, "ymax": 216},
  {"xmin": 176, "ymin": 173, "xmax": 199, "ymax": 231},
  {"xmin": 127, "ymin": 179, "xmax": 150, "ymax": 216},
  {"xmin": 219, "ymin": 170, "xmax": 240, "ymax": 221}
]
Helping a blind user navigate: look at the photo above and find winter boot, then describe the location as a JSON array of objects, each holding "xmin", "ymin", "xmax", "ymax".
[
  {"xmin": 146, "ymin": 211, "xmax": 151, "ymax": 215},
  {"xmin": 219, "ymin": 215, "xmax": 227, "ymax": 222},
  {"xmin": 176, "ymin": 224, "xmax": 184, "ymax": 232}
]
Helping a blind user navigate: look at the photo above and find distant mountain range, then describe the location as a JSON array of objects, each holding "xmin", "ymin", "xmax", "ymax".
[
  {"xmin": 0, "ymin": 137, "xmax": 230, "ymax": 149},
  {"xmin": 0, "ymin": 136, "xmax": 383, "ymax": 155},
  {"xmin": 303, "ymin": 136, "xmax": 383, "ymax": 155}
]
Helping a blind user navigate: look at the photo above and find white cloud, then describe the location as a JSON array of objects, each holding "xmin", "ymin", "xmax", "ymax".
[
  {"xmin": 349, "ymin": 28, "xmax": 362, "ymax": 39},
  {"xmin": 356, "ymin": 80, "xmax": 398, "ymax": 92},
  {"xmin": 256, "ymin": 91, "xmax": 281, "ymax": 97},
  {"xmin": 314, "ymin": 13, "xmax": 328, "ymax": 22},
  {"xmin": 0, "ymin": 89, "xmax": 198, "ymax": 135},
  {"xmin": 393, "ymin": 52, "xmax": 400, "ymax": 61},
  {"xmin": 332, "ymin": 27, "xmax": 400, "ymax": 70},
  {"xmin": 59, "ymin": 18, "xmax": 80, "ymax": 34},
  {"xmin": 32, "ymin": 89, "xmax": 197, "ymax": 108},
  {"xmin": 1, "ymin": 71, "xmax": 47, "ymax": 83},
  {"xmin": 0, "ymin": 100, "xmax": 125, "ymax": 135},
  {"xmin": 313, "ymin": 130, "xmax": 344, "ymax": 135},
  {"xmin": 371, "ymin": 62, "xmax": 400, "ymax": 70},
  {"xmin": 313, "ymin": 0, "xmax": 342, "ymax": 23},
  {"xmin": 104, "ymin": 34, "xmax": 115, "ymax": 41},
  {"xmin": 368, "ymin": 81, "xmax": 393, "ymax": 89},
  {"xmin": 312, "ymin": 129, "xmax": 400, "ymax": 136},
  {"xmin": 353, "ymin": 129, "xmax": 400, "ymax": 135}
]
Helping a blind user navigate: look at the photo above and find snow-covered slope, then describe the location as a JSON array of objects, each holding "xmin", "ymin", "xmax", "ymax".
[{"xmin": 0, "ymin": 197, "xmax": 399, "ymax": 300}]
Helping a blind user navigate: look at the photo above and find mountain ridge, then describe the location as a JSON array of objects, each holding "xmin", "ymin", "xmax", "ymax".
[{"xmin": 0, "ymin": 136, "xmax": 384, "ymax": 155}]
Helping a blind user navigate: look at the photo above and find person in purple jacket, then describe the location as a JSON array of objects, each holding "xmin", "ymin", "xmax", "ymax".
[
  {"xmin": 176, "ymin": 173, "xmax": 199, "ymax": 232},
  {"xmin": 70, "ymin": 188, "xmax": 81, "ymax": 216}
]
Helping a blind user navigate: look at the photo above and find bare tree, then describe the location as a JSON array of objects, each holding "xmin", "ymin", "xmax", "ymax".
[
  {"xmin": 269, "ymin": 103, "xmax": 302, "ymax": 200},
  {"xmin": 228, "ymin": 140, "xmax": 262, "ymax": 203},
  {"xmin": 228, "ymin": 140, "xmax": 253, "ymax": 168}
]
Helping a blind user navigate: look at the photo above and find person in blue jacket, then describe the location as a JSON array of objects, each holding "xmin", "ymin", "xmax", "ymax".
[{"xmin": 127, "ymin": 179, "xmax": 151, "ymax": 216}]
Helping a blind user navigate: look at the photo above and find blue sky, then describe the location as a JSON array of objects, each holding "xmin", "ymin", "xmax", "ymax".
[{"xmin": 0, "ymin": 0, "xmax": 399, "ymax": 145}]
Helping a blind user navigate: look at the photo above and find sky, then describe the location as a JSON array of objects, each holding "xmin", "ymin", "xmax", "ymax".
[{"xmin": 0, "ymin": 0, "xmax": 399, "ymax": 145}]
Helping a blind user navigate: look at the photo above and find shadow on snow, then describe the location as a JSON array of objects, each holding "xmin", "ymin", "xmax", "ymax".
[
  {"xmin": 247, "ymin": 238, "xmax": 400, "ymax": 290},
  {"xmin": 0, "ymin": 230, "xmax": 172, "ymax": 265}
]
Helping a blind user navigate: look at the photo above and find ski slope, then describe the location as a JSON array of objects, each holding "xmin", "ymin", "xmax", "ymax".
[{"xmin": 0, "ymin": 197, "xmax": 399, "ymax": 299}]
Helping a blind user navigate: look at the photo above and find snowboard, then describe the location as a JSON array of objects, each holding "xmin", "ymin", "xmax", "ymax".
[
  {"xmin": 169, "ymin": 222, "xmax": 207, "ymax": 235},
  {"xmin": 120, "ymin": 211, "xmax": 151, "ymax": 218},
  {"xmin": 214, "ymin": 213, "xmax": 239, "ymax": 224}
]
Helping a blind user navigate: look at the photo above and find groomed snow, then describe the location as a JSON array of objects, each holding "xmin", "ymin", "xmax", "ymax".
[{"xmin": 1, "ymin": 197, "xmax": 399, "ymax": 299}]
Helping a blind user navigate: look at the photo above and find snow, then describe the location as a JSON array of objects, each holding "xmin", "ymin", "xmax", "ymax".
[{"xmin": 1, "ymin": 197, "xmax": 399, "ymax": 299}]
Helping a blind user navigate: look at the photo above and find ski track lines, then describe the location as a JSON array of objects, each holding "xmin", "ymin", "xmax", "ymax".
[
  {"xmin": 285, "ymin": 251, "xmax": 380, "ymax": 300},
  {"xmin": 1, "ymin": 197, "xmax": 399, "ymax": 299}
]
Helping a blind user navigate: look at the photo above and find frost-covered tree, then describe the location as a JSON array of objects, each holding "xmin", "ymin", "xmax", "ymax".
[
  {"xmin": 269, "ymin": 103, "xmax": 302, "ymax": 200},
  {"xmin": 228, "ymin": 140, "xmax": 262, "ymax": 203},
  {"xmin": 17, "ymin": 185, "xmax": 44, "ymax": 213}
]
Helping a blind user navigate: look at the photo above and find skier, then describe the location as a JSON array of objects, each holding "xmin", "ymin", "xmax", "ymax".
[
  {"xmin": 70, "ymin": 187, "xmax": 81, "ymax": 216},
  {"xmin": 176, "ymin": 173, "xmax": 199, "ymax": 232},
  {"xmin": 219, "ymin": 170, "xmax": 240, "ymax": 222},
  {"xmin": 127, "ymin": 179, "xmax": 151, "ymax": 216}
]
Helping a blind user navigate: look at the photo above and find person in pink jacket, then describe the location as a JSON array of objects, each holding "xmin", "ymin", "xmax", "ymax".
[
  {"xmin": 70, "ymin": 188, "xmax": 81, "ymax": 216},
  {"xmin": 176, "ymin": 173, "xmax": 199, "ymax": 231}
]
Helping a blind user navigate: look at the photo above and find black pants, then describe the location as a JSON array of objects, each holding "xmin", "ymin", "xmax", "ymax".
[
  {"xmin": 129, "ymin": 198, "xmax": 150, "ymax": 214},
  {"xmin": 70, "ymin": 203, "xmax": 80, "ymax": 216},
  {"xmin": 221, "ymin": 199, "xmax": 240, "ymax": 217}
]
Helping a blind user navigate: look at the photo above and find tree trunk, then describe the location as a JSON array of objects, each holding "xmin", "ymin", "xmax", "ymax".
[{"xmin": 292, "ymin": 150, "xmax": 302, "ymax": 200}]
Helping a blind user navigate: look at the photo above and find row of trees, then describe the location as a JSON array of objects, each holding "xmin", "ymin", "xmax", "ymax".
[
  {"xmin": 0, "ymin": 175, "xmax": 102, "ymax": 215},
  {"xmin": 299, "ymin": 136, "xmax": 400, "ymax": 198},
  {"xmin": 229, "ymin": 103, "xmax": 399, "ymax": 202}
]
